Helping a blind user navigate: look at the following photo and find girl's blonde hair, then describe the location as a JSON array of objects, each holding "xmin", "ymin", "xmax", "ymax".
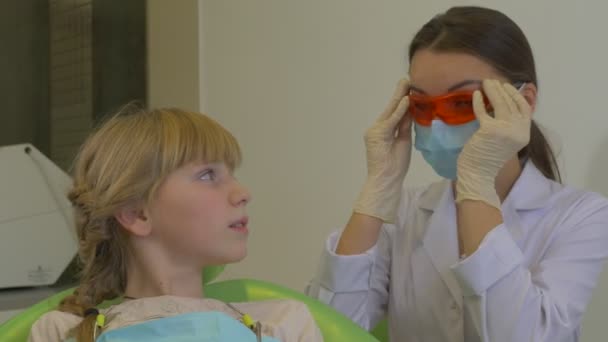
[{"xmin": 58, "ymin": 106, "xmax": 241, "ymax": 341}]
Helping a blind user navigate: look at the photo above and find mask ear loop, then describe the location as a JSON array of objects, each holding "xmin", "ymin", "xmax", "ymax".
[
  {"xmin": 94, "ymin": 313, "xmax": 106, "ymax": 339},
  {"xmin": 84, "ymin": 308, "xmax": 106, "ymax": 340},
  {"xmin": 226, "ymin": 302, "xmax": 262, "ymax": 341},
  {"xmin": 486, "ymin": 82, "xmax": 527, "ymax": 117}
]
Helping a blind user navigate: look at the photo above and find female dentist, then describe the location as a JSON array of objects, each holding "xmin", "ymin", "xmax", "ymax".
[{"xmin": 308, "ymin": 6, "xmax": 608, "ymax": 342}]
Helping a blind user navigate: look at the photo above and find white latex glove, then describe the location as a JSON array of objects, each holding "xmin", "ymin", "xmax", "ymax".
[
  {"xmin": 456, "ymin": 79, "xmax": 532, "ymax": 209},
  {"xmin": 353, "ymin": 79, "xmax": 412, "ymax": 223}
]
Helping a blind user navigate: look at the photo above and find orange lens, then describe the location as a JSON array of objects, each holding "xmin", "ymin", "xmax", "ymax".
[
  {"xmin": 408, "ymin": 95, "xmax": 435, "ymax": 126},
  {"xmin": 437, "ymin": 92, "xmax": 476, "ymax": 125}
]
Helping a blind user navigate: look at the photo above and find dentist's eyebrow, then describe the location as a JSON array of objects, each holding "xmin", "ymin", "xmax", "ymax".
[
  {"xmin": 447, "ymin": 80, "xmax": 482, "ymax": 92},
  {"xmin": 409, "ymin": 80, "xmax": 481, "ymax": 94}
]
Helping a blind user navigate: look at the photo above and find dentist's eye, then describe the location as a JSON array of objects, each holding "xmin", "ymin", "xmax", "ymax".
[{"xmin": 453, "ymin": 99, "xmax": 472, "ymax": 108}]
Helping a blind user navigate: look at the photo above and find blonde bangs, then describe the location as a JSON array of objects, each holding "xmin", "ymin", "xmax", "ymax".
[
  {"xmin": 153, "ymin": 108, "xmax": 242, "ymax": 176},
  {"xmin": 75, "ymin": 107, "xmax": 242, "ymax": 209}
]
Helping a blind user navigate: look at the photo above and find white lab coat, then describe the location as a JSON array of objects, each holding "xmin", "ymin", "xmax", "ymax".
[{"xmin": 308, "ymin": 162, "xmax": 608, "ymax": 342}]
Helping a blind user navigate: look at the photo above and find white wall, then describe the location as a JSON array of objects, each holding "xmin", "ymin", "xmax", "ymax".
[
  {"xmin": 147, "ymin": 0, "xmax": 200, "ymax": 111},
  {"xmin": 198, "ymin": 0, "xmax": 438, "ymax": 289},
  {"xmin": 154, "ymin": 0, "xmax": 608, "ymax": 339}
]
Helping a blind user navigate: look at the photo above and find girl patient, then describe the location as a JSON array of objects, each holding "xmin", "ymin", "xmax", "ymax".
[{"xmin": 29, "ymin": 106, "xmax": 322, "ymax": 342}]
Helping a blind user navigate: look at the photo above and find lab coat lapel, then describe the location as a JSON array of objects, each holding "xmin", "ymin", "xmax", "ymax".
[{"xmin": 420, "ymin": 182, "xmax": 463, "ymax": 310}]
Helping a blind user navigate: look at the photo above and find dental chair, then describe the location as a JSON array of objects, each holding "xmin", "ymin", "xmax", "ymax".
[{"xmin": 0, "ymin": 266, "xmax": 387, "ymax": 341}]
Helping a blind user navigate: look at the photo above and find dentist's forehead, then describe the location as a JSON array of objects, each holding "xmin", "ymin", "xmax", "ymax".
[{"xmin": 409, "ymin": 49, "xmax": 506, "ymax": 96}]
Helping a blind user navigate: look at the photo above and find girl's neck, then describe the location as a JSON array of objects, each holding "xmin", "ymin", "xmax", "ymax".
[{"xmin": 123, "ymin": 249, "xmax": 204, "ymax": 299}]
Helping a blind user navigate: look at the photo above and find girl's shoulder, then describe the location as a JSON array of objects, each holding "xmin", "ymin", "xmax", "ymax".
[{"xmin": 29, "ymin": 310, "xmax": 82, "ymax": 342}]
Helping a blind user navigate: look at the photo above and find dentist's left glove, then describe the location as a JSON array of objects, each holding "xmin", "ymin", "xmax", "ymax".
[{"xmin": 456, "ymin": 79, "xmax": 532, "ymax": 209}]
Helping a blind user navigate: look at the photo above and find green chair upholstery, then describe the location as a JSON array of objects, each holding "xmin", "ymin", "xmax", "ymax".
[{"xmin": 0, "ymin": 266, "xmax": 381, "ymax": 341}]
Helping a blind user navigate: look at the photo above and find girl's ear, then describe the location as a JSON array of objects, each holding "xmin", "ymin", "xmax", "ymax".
[{"xmin": 114, "ymin": 204, "xmax": 152, "ymax": 237}]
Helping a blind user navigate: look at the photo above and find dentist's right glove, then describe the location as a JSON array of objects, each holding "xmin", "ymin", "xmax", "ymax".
[
  {"xmin": 456, "ymin": 80, "xmax": 532, "ymax": 209},
  {"xmin": 353, "ymin": 79, "xmax": 412, "ymax": 223}
]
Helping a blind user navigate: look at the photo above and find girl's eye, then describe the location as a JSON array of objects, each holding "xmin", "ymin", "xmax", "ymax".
[{"xmin": 199, "ymin": 169, "xmax": 216, "ymax": 181}]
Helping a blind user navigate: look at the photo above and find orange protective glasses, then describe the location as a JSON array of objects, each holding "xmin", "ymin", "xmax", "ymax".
[
  {"xmin": 408, "ymin": 82, "xmax": 525, "ymax": 126},
  {"xmin": 408, "ymin": 90, "xmax": 490, "ymax": 127}
]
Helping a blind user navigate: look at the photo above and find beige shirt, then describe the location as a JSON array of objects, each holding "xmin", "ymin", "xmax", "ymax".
[{"xmin": 29, "ymin": 296, "xmax": 323, "ymax": 342}]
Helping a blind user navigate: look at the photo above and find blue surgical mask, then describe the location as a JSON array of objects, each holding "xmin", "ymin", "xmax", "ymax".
[{"xmin": 413, "ymin": 120, "xmax": 480, "ymax": 179}]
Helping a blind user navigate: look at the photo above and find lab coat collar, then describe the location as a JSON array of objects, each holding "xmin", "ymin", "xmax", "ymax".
[
  {"xmin": 417, "ymin": 161, "xmax": 555, "ymax": 212},
  {"xmin": 504, "ymin": 161, "xmax": 556, "ymax": 210}
]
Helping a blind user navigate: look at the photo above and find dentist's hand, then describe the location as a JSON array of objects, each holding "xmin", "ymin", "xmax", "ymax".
[
  {"xmin": 353, "ymin": 79, "xmax": 412, "ymax": 223},
  {"xmin": 456, "ymin": 79, "xmax": 532, "ymax": 208}
]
